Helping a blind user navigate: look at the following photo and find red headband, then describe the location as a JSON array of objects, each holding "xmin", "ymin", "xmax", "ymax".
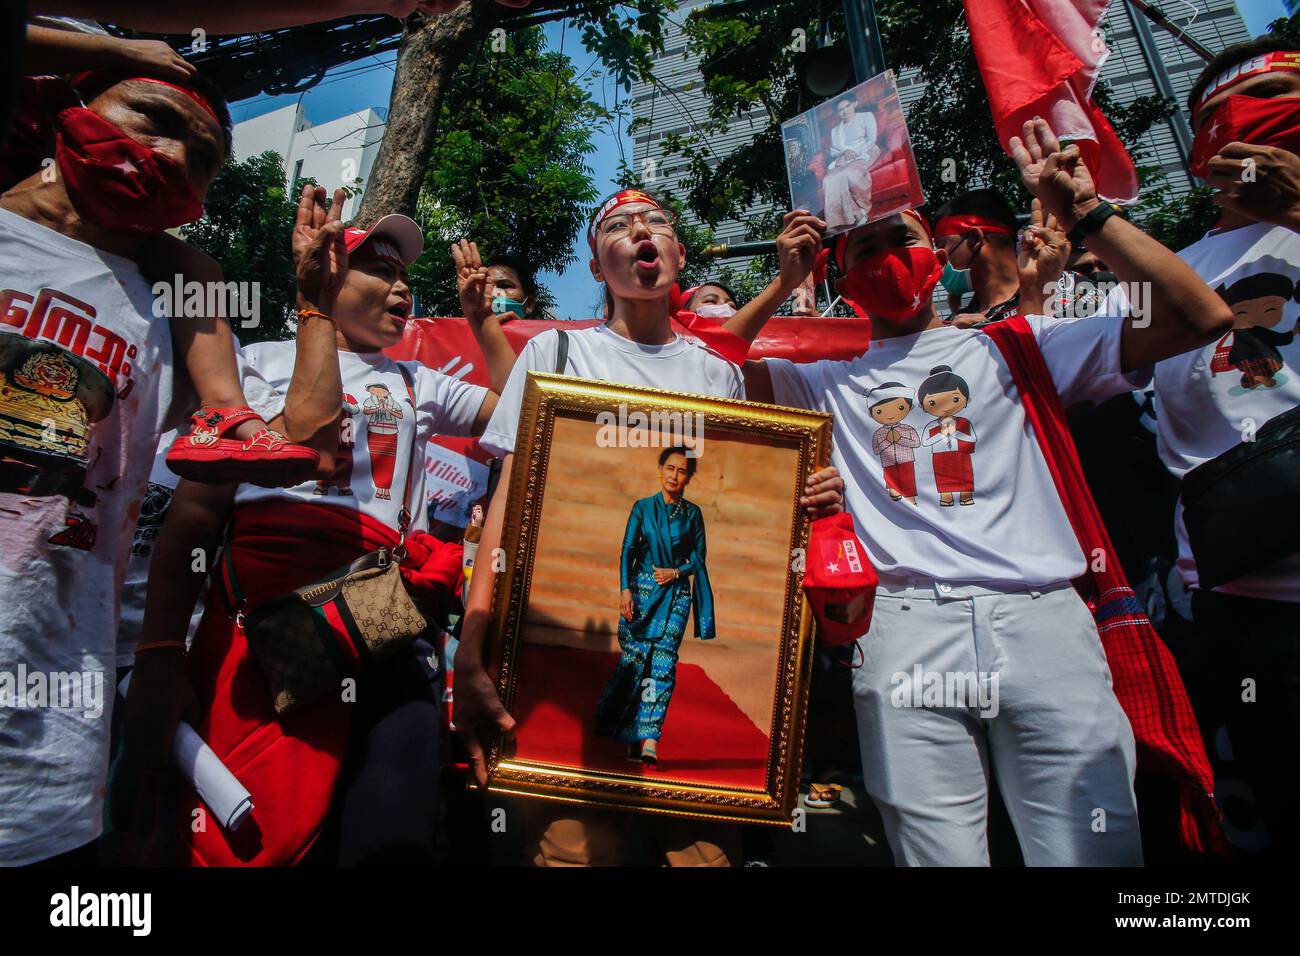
[
  {"xmin": 588, "ymin": 189, "xmax": 662, "ymax": 251},
  {"xmin": 73, "ymin": 72, "xmax": 220, "ymax": 124},
  {"xmin": 832, "ymin": 209, "xmax": 933, "ymax": 271},
  {"xmin": 1194, "ymin": 50, "xmax": 1300, "ymax": 119},
  {"xmin": 934, "ymin": 213, "xmax": 1015, "ymax": 238}
]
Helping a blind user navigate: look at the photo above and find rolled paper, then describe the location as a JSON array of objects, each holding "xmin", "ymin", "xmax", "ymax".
[
  {"xmin": 117, "ymin": 671, "xmax": 254, "ymax": 832},
  {"xmin": 171, "ymin": 721, "xmax": 254, "ymax": 831}
]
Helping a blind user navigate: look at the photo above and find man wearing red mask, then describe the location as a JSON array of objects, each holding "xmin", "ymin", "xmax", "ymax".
[
  {"xmin": 1153, "ymin": 37, "xmax": 1300, "ymax": 859},
  {"xmin": 742, "ymin": 117, "xmax": 1232, "ymax": 865},
  {"xmin": 0, "ymin": 73, "xmax": 340, "ymax": 865}
]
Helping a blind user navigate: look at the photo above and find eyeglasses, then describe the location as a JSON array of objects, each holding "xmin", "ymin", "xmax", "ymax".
[{"xmin": 598, "ymin": 208, "xmax": 679, "ymax": 237}]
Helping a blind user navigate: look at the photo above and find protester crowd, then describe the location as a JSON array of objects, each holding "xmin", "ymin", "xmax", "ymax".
[{"xmin": 1, "ymin": 6, "xmax": 1298, "ymax": 868}]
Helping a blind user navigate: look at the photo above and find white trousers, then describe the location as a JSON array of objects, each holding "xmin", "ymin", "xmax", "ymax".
[{"xmin": 852, "ymin": 578, "xmax": 1143, "ymax": 866}]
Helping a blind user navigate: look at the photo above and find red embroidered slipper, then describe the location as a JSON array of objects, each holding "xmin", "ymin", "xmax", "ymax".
[{"xmin": 166, "ymin": 406, "xmax": 319, "ymax": 487}]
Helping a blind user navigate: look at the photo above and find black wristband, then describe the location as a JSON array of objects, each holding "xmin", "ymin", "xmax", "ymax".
[{"xmin": 1067, "ymin": 202, "xmax": 1119, "ymax": 246}]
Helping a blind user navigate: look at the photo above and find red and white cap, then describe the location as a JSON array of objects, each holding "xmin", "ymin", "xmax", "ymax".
[{"xmin": 343, "ymin": 213, "xmax": 424, "ymax": 268}]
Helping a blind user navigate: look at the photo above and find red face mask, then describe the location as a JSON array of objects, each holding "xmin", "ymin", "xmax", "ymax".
[
  {"xmin": 55, "ymin": 107, "xmax": 204, "ymax": 232},
  {"xmin": 1191, "ymin": 95, "xmax": 1300, "ymax": 178},
  {"xmin": 840, "ymin": 245, "xmax": 942, "ymax": 323}
]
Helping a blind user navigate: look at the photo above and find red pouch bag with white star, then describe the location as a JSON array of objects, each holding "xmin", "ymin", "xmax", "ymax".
[{"xmin": 801, "ymin": 512, "xmax": 877, "ymax": 647}]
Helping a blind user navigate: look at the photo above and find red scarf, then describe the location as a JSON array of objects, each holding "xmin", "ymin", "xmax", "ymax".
[
  {"xmin": 670, "ymin": 310, "xmax": 751, "ymax": 364},
  {"xmin": 183, "ymin": 501, "xmax": 461, "ymax": 866},
  {"xmin": 981, "ymin": 316, "xmax": 1227, "ymax": 855}
]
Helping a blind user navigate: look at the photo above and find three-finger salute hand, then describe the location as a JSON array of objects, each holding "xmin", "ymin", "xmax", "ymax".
[
  {"xmin": 295, "ymin": 186, "xmax": 348, "ymax": 311},
  {"xmin": 452, "ymin": 238, "xmax": 493, "ymax": 322},
  {"xmin": 1206, "ymin": 142, "xmax": 1300, "ymax": 229},
  {"xmin": 1008, "ymin": 117, "xmax": 1099, "ymax": 230}
]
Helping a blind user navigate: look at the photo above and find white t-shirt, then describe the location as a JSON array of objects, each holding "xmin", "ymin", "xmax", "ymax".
[
  {"xmin": 479, "ymin": 324, "xmax": 745, "ymax": 457},
  {"xmin": 768, "ymin": 314, "xmax": 1146, "ymax": 589},
  {"xmin": 1154, "ymin": 223, "xmax": 1300, "ymax": 601},
  {"xmin": 0, "ymin": 207, "xmax": 178, "ymax": 865},
  {"xmin": 235, "ymin": 342, "xmax": 488, "ymax": 531}
]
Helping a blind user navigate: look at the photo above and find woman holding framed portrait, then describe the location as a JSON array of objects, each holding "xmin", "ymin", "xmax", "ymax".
[
  {"xmin": 596, "ymin": 446, "xmax": 716, "ymax": 764},
  {"xmin": 454, "ymin": 188, "xmax": 840, "ymax": 866}
]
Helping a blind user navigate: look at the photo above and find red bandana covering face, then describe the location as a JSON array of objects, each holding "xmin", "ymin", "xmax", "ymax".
[
  {"xmin": 833, "ymin": 210, "xmax": 940, "ymax": 322},
  {"xmin": 1191, "ymin": 94, "xmax": 1300, "ymax": 178},
  {"xmin": 840, "ymin": 245, "xmax": 943, "ymax": 323},
  {"xmin": 55, "ymin": 106, "xmax": 204, "ymax": 232},
  {"xmin": 588, "ymin": 188, "xmax": 662, "ymax": 251}
]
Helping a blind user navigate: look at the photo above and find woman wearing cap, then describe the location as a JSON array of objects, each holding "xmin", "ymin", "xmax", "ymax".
[
  {"xmin": 121, "ymin": 187, "xmax": 517, "ymax": 866},
  {"xmin": 452, "ymin": 187, "xmax": 840, "ymax": 866}
]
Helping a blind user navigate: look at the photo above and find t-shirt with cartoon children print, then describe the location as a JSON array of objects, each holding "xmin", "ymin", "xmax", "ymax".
[
  {"xmin": 235, "ymin": 342, "xmax": 489, "ymax": 532},
  {"xmin": 767, "ymin": 313, "xmax": 1147, "ymax": 588},
  {"xmin": 1153, "ymin": 223, "xmax": 1300, "ymax": 602}
]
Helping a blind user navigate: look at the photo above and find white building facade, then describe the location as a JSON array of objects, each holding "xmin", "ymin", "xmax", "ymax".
[{"xmin": 231, "ymin": 104, "xmax": 388, "ymax": 222}]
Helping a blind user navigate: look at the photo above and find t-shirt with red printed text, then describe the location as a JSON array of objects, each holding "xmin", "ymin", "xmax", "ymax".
[{"xmin": 0, "ymin": 206, "xmax": 182, "ymax": 865}]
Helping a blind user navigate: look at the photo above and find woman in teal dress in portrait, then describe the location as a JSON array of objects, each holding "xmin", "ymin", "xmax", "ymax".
[{"xmin": 595, "ymin": 446, "xmax": 716, "ymax": 764}]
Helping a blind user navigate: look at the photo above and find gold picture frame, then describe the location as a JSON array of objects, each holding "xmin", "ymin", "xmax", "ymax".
[{"xmin": 478, "ymin": 371, "xmax": 833, "ymax": 826}]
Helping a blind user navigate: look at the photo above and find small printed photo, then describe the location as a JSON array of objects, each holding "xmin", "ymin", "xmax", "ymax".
[{"xmin": 781, "ymin": 70, "xmax": 925, "ymax": 237}]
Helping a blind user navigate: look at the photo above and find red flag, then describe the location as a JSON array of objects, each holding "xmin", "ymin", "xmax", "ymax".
[{"xmin": 963, "ymin": 0, "xmax": 1138, "ymax": 203}]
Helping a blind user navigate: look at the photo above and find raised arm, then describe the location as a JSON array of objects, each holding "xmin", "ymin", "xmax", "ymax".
[
  {"xmin": 280, "ymin": 185, "xmax": 349, "ymax": 466},
  {"xmin": 28, "ymin": 1, "xmax": 437, "ymax": 33},
  {"xmin": 722, "ymin": 210, "xmax": 827, "ymax": 344},
  {"xmin": 1009, "ymin": 117, "xmax": 1232, "ymax": 371},
  {"xmin": 452, "ymin": 239, "xmax": 520, "ymax": 395},
  {"xmin": 22, "ymin": 26, "xmax": 195, "ymax": 81}
]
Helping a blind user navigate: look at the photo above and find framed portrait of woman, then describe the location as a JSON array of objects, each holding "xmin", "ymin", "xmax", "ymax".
[{"xmin": 477, "ymin": 372, "xmax": 833, "ymax": 825}]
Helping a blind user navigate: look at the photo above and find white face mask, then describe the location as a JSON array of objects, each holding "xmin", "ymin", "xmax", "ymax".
[{"xmin": 695, "ymin": 302, "xmax": 737, "ymax": 319}]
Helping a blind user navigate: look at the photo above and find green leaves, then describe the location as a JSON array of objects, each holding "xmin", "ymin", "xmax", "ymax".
[
  {"xmin": 409, "ymin": 25, "xmax": 611, "ymax": 315},
  {"xmin": 654, "ymin": 0, "xmax": 1199, "ymax": 265},
  {"xmin": 180, "ymin": 151, "xmax": 310, "ymax": 343}
]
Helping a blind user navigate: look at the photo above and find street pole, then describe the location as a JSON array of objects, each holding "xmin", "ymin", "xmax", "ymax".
[
  {"xmin": 1124, "ymin": 0, "xmax": 1196, "ymax": 187},
  {"xmin": 842, "ymin": 0, "xmax": 887, "ymax": 82}
]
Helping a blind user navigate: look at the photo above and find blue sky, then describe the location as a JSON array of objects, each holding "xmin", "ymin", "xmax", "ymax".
[
  {"xmin": 229, "ymin": 2, "xmax": 1293, "ymax": 318},
  {"xmin": 1239, "ymin": 0, "xmax": 1289, "ymax": 34},
  {"xmin": 228, "ymin": 20, "xmax": 619, "ymax": 319}
]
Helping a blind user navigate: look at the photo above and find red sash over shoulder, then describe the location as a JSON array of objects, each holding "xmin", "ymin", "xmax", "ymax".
[
  {"xmin": 182, "ymin": 501, "xmax": 462, "ymax": 866},
  {"xmin": 981, "ymin": 315, "xmax": 1226, "ymax": 855}
]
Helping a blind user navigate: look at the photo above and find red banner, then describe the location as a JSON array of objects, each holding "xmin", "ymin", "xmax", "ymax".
[{"xmin": 386, "ymin": 316, "xmax": 873, "ymax": 529}]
